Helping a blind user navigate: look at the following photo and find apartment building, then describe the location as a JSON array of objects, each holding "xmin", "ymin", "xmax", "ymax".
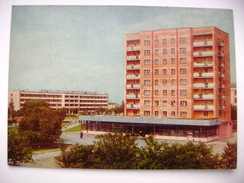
[
  {"xmin": 125, "ymin": 26, "xmax": 231, "ymax": 122},
  {"xmin": 8, "ymin": 90, "xmax": 108, "ymax": 114}
]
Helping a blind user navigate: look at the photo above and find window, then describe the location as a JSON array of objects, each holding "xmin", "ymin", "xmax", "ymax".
[
  {"xmin": 144, "ymin": 90, "xmax": 150, "ymax": 96},
  {"xmin": 180, "ymin": 79, "xmax": 187, "ymax": 85},
  {"xmin": 144, "ymin": 111, "xmax": 150, "ymax": 116},
  {"xmin": 171, "ymin": 79, "xmax": 176, "ymax": 85},
  {"xmin": 155, "ymin": 39, "xmax": 159, "ymax": 45},
  {"xmin": 144, "ymin": 80, "xmax": 151, "ymax": 85},
  {"xmin": 171, "ymin": 111, "xmax": 176, "ymax": 117},
  {"xmin": 163, "ymin": 69, "xmax": 167, "ymax": 75},
  {"xmin": 144, "ymin": 59, "xmax": 150, "ymax": 65},
  {"xmin": 180, "ymin": 58, "xmax": 187, "ymax": 64},
  {"xmin": 144, "ymin": 50, "xmax": 151, "ymax": 55},
  {"xmin": 180, "ymin": 101, "xmax": 187, "ymax": 107},
  {"xmin": 163, "ymin": 100, "xmax": 167, "ymax": 106},
  {"xmin": 180, "ymin": 90, "xmax": 187, "ymax": 96},
  {"xmin": 204, "ymin": 111, "xmax": 208, "ymax": 116},
  {"xmin": 144, "ymin": 40, "xmax": 150, "ymax": 45},
  {"xmin": 171, "ymin": 38, "xmax": 175, "ymax": 44},
  {"xmin": 180, "ymin": 48, "xmax": 186, "ymax": 53},
  {"xmin": 180, "ymin": 37, "xmax": 186, "ymax": 43},
  {"xmin": 144, "ymin": 69, "xmax": 151, "ymax": 75},
  {"xmin": 163, "ymin": 79, "xmax": 167, "ymax": 85},
  {"xmin": 155, "ymin": 59, "xmax": 159, "ymax": 65},
  {"xmin": 180, "ymin": 111, "xmax": 187, "ymax": 117},
  {"xmin": 163, "ymin": 90, "xmax": 167, "ymax": 95},
  {"xmin": 171, "ymin": 48, "xmax": 175, "ymax": 54},
  {"xmin": 163, "ymin": 49, "xmax": 167, "ymax": 55},
  {"xmin": 144, "ymin": 100, "xmax": 151, "ymax": 106},
  {"xmin": 171, "ymin": 100, "xmax": 176, "ymax": 106},
  {"xmin": 155, "ymin": 111, "xmax": 159, "ymax": 117},
  {"xmin": 171, "ymin": 58, "xmax": 176, "ymax": 64},
  {"xmin": 180, "ymin": 68, "xmax": 187, "ymax": 74},
  {"xmin": 155, "ymin": 79, "xmax": 159, "ymax": 85},
  {"xmin": 155, "ymin": 69, "xmax": 159, "ymax": 75},
  {"xmin": 155, "ymin": 90, "xmax": 159, "ymax": 95},
  {"xmin": 171, "ymin": 90, "xmax": 175, "ymax": 96},
  {"xmin": 163, "ymin": 39, "xmax": 167, "ymax": 44},
  {"xmin": 155, "ymin": 100, "xmax": 159, "ymax": 106},
  {"xmin": 163, "ymin": 59, "xmax": 167, "ymax": 65},
  {"xmin": 171, "ymin": 69, "xmax": 175, "ymax": 75},
  {"xmin": 155, "ymin": 49, "xmax": 159, "ymax": 55}
]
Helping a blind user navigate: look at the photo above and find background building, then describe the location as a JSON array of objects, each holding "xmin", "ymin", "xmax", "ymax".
[
  {"xmin": 125, "ymin": 26, "xmax": 231, "ymax": 122},
  {"xmin": 8, "ymin": 90, "xmax": 108, "ymax": 115}
]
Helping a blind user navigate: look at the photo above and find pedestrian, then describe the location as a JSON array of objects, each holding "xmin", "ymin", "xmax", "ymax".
[{"xmin": 80, "ymin": 131, "xmax": 83, "ymax": 138}]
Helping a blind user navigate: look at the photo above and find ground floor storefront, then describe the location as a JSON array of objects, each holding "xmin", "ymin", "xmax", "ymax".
[{"xmin": 79, "ymin": 116, "xmax": 233, "ymax": 142}]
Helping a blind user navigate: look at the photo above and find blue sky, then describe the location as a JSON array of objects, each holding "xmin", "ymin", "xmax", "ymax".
[{"xmin": 9, "ymin": 6, "xmax": 235, "ymax": 103}]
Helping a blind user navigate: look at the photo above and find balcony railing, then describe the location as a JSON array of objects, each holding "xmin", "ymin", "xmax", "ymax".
[
  {"xmin": 194, "ymin": 94, "xmax": 214, "ymax": 100},
  {"xmin": 126, "ymin": 46, "xmax": 140, "ymax": 51},
  {"xmin": 193, "ymin": 83, "xmax": 214, "ymax": 88},
  {"xmin": 126, "ymin": 84, "xmax": 140, "ymax": 89},
  {"xmin": 126, "ymin": 94, "xmax": 140, "ymax": 99},
  {"xmin": 193, "ymin": 51, "xmax": 213, "ymax": 57},
  {"xmin": 218, "ymin": 53, "xmax": 224, "ymax": 57},
  {"xmin": 126, "ymin": 104, "xmax": 140, "ymax": 109},
  {"xmin": 126, "ymin": 65, "xmax": 140, "ymax": 70},
  {"xmin": 126, "ymin": 75, "xmax": 140, "ymax": 79},
  {"xmin": 194, "ymin": 105, "xmax": 214, "ymax": 110},
  {"xmin": 193, "ymin": 73, "xmax": 214, "ymax": 78},
  {"xmin": 194, "ymin": 62, "xmax": 213, "ymax": 67},
  {"xmin": 193, "ymin": 41, "xmax": 213, "ymax": 47},
  {"xmin": 127, "ymin": 55, "xmax": 140, "ymax": 60}
]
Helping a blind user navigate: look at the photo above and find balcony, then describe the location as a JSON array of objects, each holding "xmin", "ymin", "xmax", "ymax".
[
  {"xmin": 217, "ymin": 42, "xmax": 224, "ymax": 47},
  {"xmin": 194, "ymin": 62, "xmax": 213, "ymax": 67},
  {"xmin": 126, "ymin": 75, "xmax": 140, "ymax": 80},
  {"xmin": 193, "ymin": 83, "xmax": 214, "ymax": 89},
  {"xmin": 193, "ymin": 51, "xmax": 213, "ymax": 57},
  {"xmin": 126, "ymin": 84, "xmax": 140, "ymax": 89},
  {"xmin": 193, "ymin": 41, "xmax": 213, "ymax": 47},
  {"xmin": 127, "ymin": 55, "xmax": 140, "ymax": 61},
  {"xmin": 194, "ymin": 105, "xmax": 214, "ymax": 111},
  {"xmin": 193, "ymin": 72, "xmax": 214, "ymax": 78},
  {"xmin": 126, "ymin": 104, "xmax": 140, "ymax": 109},
  {"xmin": 126, "ymin": 94, "xmax": 140, "ymax": 99},
  {"xmin": 218, "ymin": 53, "xmax": 224, "ymax": 57},
  {"xmin": 126, "ymin": 65, "xmax": 140, "ymax": 70},
  {"xmin": 218, "ymin": 63, "xmax": 225, "ymax": 67},
  {"xmin": 127, "ymin": 46, "xmax": 140, "ymax": 51},
  {"xmin": 194, "ymin": 94, "xmax": 214, "ymax": 100}
]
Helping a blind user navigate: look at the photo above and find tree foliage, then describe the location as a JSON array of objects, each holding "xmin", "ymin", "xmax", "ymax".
[
  {"xmin": 56, "ymin": 132, "xmax": 234, "ymax": 169},
  {"xmin": 219, "ymin": 142, "xmax": 237, "ymax": 169},
  {"xmin": 18, "ymin": 100, "xmax": 66, "ymax": 148},
  {"xmin": 8, "ymin": 130, "xmax": 32, "ymax": 165}
]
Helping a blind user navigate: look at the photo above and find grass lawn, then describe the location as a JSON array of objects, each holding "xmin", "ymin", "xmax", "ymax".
[
  {"xmin": 62, "ymin": 125, "xmax": 82, "ymax": 133},
  {"xmin": 65, "ymin": 116, "xmax": 78, "ymax": 120}
]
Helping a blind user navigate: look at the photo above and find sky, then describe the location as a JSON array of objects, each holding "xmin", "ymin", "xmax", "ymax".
[{"xmin": 8, "ymin": 6, "xmax": 236, "ymax": 103}]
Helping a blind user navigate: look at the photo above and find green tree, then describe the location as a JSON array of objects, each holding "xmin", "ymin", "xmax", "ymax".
[
  {"xmin": 18, "ymin": 100, "xmax": 66, "ymax": 148},
  {"xmin": 219, "ymin": 142, "xmax": 237, "ymax": 169},
  {"xmin": 8, "ymin": 130, "xmax": 32, "ymax": 165}
]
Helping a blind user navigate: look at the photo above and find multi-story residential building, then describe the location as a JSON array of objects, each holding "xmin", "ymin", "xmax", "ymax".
[
  {"xmin": 125, "ymin": 26, "xmax": 231, "ymax": 122},
  {"xmin": 8, "ymin": 90, "xmax": 108, "ymax": 114}
]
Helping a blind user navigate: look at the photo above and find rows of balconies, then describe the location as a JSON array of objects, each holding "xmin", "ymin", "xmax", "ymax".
[
  {"xmin": 126, "ymin": 84, "xmax": 140, "ymax": 89},
  {"xmin": 126, "ymin": 104, "xmax": 140, "ymax": 109},
  {"xmin": 126, "ymin": 75, "xmax": 140, "ymax": 79},
  {"xmin": 193, "ymin": 83, "xmax": 214, "ymax": 89},
  {"xmin": 193, "ymin": 41, "xmax": 213, "ymax": 47},
  {"xmin": 194, "ymin": 62, "xmax": 213, "ymax": 67},
  {"xmin": 193, "ymin": 72, "xmax": 214, "ymax": 78},
  {"xmin": 126, "ymin": 65, "xmax": 140, "ymax": 70},
  {"xmin": 127, "ymin": 55, "xmax": 140, "ymax": 60},
  {"xmin": 126, "ymin": 46, "xmax": 140, "ymax": 51}
]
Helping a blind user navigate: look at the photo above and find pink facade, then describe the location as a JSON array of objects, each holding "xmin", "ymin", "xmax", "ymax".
[{"xmin": 125, "ymin": 27, "xmax": 231, "ymax": 122}]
